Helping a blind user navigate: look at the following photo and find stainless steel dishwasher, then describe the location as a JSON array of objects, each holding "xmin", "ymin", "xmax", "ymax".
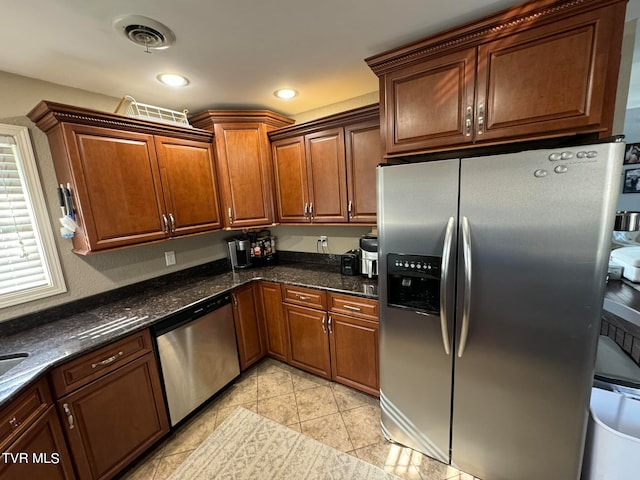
[{"xmin": 152, "ymin": 294, "xmax": 240, "ymax": 426}]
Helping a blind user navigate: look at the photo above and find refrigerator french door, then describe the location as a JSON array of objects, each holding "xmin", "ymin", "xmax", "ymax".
[{"xmin": 378, "ymin": 142, "xmax": 623, "ymax": 480}]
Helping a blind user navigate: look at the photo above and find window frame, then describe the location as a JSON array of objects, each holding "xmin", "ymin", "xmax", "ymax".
[{"xmin": 0, "ymin": 123, "xmax": 66, "ymax": 309}]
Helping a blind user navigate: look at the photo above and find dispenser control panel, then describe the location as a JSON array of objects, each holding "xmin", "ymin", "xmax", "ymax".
[{"xmin": 387, "ymin": 253, "xmax": 441, "ymax": 278}]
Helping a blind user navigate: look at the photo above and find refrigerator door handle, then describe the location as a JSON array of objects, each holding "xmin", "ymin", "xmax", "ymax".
[
  {"xmin": 458, "ymin": 216, "xmax": 472, "ymax": 358},
  {"xmin": 439, "ymin": 216, "xmax": 455, "ymax": 355}
]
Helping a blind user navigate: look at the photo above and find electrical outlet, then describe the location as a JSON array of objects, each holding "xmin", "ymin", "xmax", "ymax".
[
  {"xmin": 164, "ymin": 251, "xmax": 176, "ymax": 266},
  {"xmin": 320, "ymin": 235, "xmax": 328, "ymax": 247}
]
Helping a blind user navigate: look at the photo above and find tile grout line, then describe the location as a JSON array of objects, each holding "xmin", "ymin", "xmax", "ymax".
[{"xmin": 332, "ymin": 386, "xmax": 357, "ymax": 455}]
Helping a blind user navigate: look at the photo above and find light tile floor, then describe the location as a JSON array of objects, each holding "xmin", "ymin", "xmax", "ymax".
[{"xmin": 120, "ymin": 358, "xmax": 478, "ymax": 480}]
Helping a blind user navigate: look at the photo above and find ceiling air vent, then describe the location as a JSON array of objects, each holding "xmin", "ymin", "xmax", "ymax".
[{"xmin": 113, "ymin": 15, "xmax": 176, "ymax": 52}]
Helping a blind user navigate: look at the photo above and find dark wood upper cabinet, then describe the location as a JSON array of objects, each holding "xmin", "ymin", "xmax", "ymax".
[
  {"xmin": 366, "ymin": 0, "xmax": 627, "ymax": 156},
  {"xmin": 305, "ymin": 128, "xmax": 348, "ymax": 223},
  {"xmin": 190, "ymin": 111, "xmax": 294, "ymax": 229},
  {"xmin": 269, "ymin": 104, "xmax": 381, "ymax": 225},
  {"xmin": 270, "ymin": 136, "xmax": 309, "ymax": 223},
  {"xmin": 383, "ymin": 49, "xmax": 476, "ymax": 153},
  {"xmin": 154, "ymin": 136, "xmax": 222, "ymax": 236},
  {"xmin": 60, "ymin": 124, "xmax": 168, "ymax": 251},
  {"xmin": 344, "ymin": 118, "xmax": 384, "ymax": 223},
  {"xmin": 27, "ymin": 101, "xmax": 220, "ymax": 254},
  {"xmin": 475, "ymin": 6, "xmax": 617, "ymax": 141}
]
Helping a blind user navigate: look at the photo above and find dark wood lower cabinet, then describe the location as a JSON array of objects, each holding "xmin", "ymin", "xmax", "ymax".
[
  {"xmin": 258, "ymin": 281, "xmax": 289, "ymax": 362},
  {"xmin": 232, "ymin": 283, "xmax": 265, "ymax": 370},
  {"xmin": 329, "ymin": 313, "xmax": 379, "ymax": 396},
  {"xmin": 284, "ymin": 303, "xmax": 331, "ymax": 379},
  {"xmin": 0, "ymin": 407, "xmax": 76, "ymax": 480},
  {"xmin": 58, "ymin": 353, "xmax": 169, "ymax": 480}
]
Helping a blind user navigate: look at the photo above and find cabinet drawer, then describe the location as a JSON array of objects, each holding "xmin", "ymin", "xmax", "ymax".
[
  {"xmin": 50, "ymin": 329, "xmax": 152, "ymax": 398},
  {"xmin": 0, "ymin": 378, "xmax": 51, "ymax": 452},
  {"xmin": 281, "ymin": 285, "xmax": 327, "ymax": 310},
  {"xmin": 328, "ymin": 293, "xmax": 378, "ymax": 321}
]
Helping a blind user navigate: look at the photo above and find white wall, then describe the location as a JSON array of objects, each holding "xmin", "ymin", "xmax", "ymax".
[{"xmin": 272, "ymin": 225, "xmax": 374, "ymax": 254}]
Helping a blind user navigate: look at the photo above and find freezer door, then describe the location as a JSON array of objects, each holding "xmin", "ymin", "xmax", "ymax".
[
  {"xmin": 452, "ymin": 143, "xmax": 623, "ymax": 480},
  {"xmin": 377, "ymin": 159, "xmax": 459, "ymax": 462}
]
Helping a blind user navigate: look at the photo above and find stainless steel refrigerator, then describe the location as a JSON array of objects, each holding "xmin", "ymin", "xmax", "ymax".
[{"xmin": 377, "ymin": 142, "xmax": 623, "ymax": 480}]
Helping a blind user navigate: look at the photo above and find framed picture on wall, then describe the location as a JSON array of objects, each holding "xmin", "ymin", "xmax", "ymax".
[
  {"xmin": 624, "ymin": 143, "xmax": 640, "ymax": 164},
  {"xmin": 623, "ymin": 168, "xmax": 640, "ymax": 193}
]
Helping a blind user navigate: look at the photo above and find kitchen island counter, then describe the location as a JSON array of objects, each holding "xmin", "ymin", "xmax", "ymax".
[{"xmin": 0, "ymin": 261, "xmax": 377, "ymax": 408}]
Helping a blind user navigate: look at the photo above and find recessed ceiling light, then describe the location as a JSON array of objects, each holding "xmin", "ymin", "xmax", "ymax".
[
  {"xmin": 274, "ymin": 88, "xmax": 298, "ymax": 100},
  {"xmin": 157, "ymin": 73, "xmax": 189, "ymax": 87}
]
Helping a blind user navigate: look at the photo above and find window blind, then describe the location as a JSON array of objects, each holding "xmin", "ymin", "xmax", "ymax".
[{"xmin": 0, "ymin": 137, "xmax": 49, "ymax": 295}]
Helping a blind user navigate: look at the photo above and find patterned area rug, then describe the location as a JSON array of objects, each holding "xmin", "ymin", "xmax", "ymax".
[{"xmin": 167, "ymin": 407, "xmax": 400, "ymax": 480}]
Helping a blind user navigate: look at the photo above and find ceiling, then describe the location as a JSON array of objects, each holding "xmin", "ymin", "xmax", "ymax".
[{"xmin": 2, "ymin": 0, "xmax": 640, "ymax": 118}]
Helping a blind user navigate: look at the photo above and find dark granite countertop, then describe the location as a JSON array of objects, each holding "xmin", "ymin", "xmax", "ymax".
[{"xmin": 0, "ymin": 262, "xmax": 377, "ymax": 408}]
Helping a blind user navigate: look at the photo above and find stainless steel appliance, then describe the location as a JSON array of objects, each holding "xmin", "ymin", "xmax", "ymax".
[
  {"xmin": 360, "ymin": 235, "xmax": 378, "ymax": 278},
  {"xmin": 377, "ymin": 142, "xmax": 624, "ymax": 480},
  {"xmin": 227, "ymin": 238, "xmax": 252, "ymax": 269},
  {"xmin": 153, "ymin": 295, "xmax": 240, "ymax": 426}
]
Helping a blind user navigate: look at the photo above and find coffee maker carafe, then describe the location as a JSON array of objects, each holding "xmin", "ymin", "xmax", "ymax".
[
  {"xmin": 227, "ymin": 238, "xmax": 252, "ymax": 269},
  {"xmin": 360, "ymin": 234, "xmax": 378, "ymax": 278}
]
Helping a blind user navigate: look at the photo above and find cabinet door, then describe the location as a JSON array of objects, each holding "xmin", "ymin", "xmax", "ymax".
[
  {"xmin": 58, "ymin": 354, "xmax": 169, "ymax": 480},
  {"xmin": 213, "ymin": 123, "xmax": 275, "ymax": 228},
  {"xmin": 232, "ymin": 284, "xmax": 265, "ymax": 370},
  {"xmin": 305, "ymin": 128, "xmax": 348, "ymax": 223},
  {"xmin": 383, "ymin": 49, "xmax": 476, "ymax": 154},
  {"xmin": 62, "ymin": 124, "xmax": 167, "ymax": 251},
  {"xmin": 328, "ymin": 313, "xmax": 379, "ymax": 396},
  {"xmin": 284, "ymin": 304, "xmax": 331, "ymax": 379},
  {"xmin": 271, "ymin": 136, "xmax": 309, "ymax": 223},
  {"xmin": 258, "ymin": 281, "xmax": 288, "ymax": 362},
  {"xmin": 475, "ymin": 4, "xmax": 624, "ymax": 142},
  {"xmin": 344, "ymin": 119, "xmax": 382, "ymax": 223},
  {"xmin": 0, "ymin": 407, "xmax": 76, "ymax": 480},
  {"xmin": 155, "ymin": 136, "xmax": 222, "ymax": 236}
]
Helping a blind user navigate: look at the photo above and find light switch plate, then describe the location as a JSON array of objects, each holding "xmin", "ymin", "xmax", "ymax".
[{"xmin": 165, "ymin": 251, "xmax": 176, "ymax": 266}]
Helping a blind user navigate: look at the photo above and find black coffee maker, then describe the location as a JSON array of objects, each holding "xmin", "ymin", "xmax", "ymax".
[{"xmin": 227, "ymin": 237, "xmax": 252, "ymax": 269}]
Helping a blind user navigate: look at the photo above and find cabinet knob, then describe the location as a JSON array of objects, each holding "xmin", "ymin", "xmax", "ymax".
[
  {"xmin": 304, "ymin": 203, "xmax": 309, "ymax": 218},
  {"xmin": 465, "ymin": 106, "xmax": 473, "ymax": 137},
  {"xmin": 327, "ymin": 315, "xmax": 333, "ymax": 334},
  {"xmin": 168, "ymin": 213, "xmax": 176, "ymax": 233},
  {"xmin": 348, "ymin": 201, "xmax": 353, "ymax": 218},
  {"xmin": 9, "ymin": 416, "xmax": 20, "ymax": 429},
  {"xmin": 309, "ymin": 203, "xmax": 314, "ymax": 219},
  {"xmin": 228, "ymin": 207, "xmax": 233, "ymax": 223},
  {"xmin": 321, "ymin": 315, "xmax": 326, "ymax": 333},
  {"xmin": 162, "ymin": 214, "xmax": 169, "ymax": 234}
]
